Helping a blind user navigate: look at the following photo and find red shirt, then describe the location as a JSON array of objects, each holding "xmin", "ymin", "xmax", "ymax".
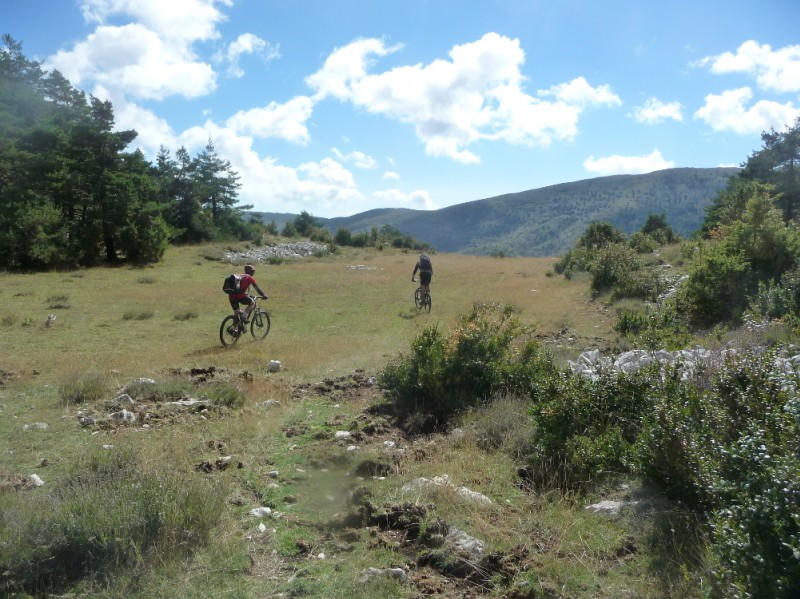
[{"xmin": 230, "ymin": 273, "xmax": 256, "ymax": 300}]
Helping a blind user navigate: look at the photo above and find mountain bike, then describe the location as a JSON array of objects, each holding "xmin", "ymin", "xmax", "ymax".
[
  {"xmin": 220, "ymin": 296, "xmax": 270, "ymax": 346},
  {"xmin": 413, "ymin": 281, "xmax": 432, "ymax": 313}
]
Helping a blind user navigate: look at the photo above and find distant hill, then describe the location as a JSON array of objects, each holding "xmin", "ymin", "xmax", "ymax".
[{"xmin": 254, "ymin": 167, "xmax": 740, "ymax": 256}]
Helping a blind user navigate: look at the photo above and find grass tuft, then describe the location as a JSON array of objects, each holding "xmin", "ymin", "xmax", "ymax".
[
  {"xmin": 59, "ymin": 372, "xmax": 109, "ymax": 405},
  {"xmin": 122, "ymin": 309, "xmax": 154, "ymax": 320}
]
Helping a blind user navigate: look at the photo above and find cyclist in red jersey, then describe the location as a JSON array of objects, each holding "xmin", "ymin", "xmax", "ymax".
[{"xmin": 228, "ymin": 264, "xmax": 267, "ymax": 327}]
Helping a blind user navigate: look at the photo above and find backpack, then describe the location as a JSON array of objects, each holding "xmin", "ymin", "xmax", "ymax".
[
  {"xmin": 222, "ymin": 273, "xmax": 241, "ymax": 294},
  {"xmin": 419, "ymin": 255, "xmax": 432, "ymax": 271}
]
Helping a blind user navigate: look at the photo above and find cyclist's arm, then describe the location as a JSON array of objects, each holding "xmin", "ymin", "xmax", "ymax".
[
  {"xmin": 411, "ymin": 264, "xmax": 419, "ymax": 280},
  {"xmin": 252, "ymin": 282, "xmax": 267, "ymax": 298}
]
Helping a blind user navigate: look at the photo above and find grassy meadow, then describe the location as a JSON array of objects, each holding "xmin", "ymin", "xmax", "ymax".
[{"xmin": 0, "ymin": 243, "xmax": 706, "ymax": 599}]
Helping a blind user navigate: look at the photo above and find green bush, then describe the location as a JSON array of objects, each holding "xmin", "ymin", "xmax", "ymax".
[
  {"xmin": 634, "ymin": 348, "xmax": 800, "ymax": 597},
  {"xmin": 379, "ymin": 304, "xmax": 541, "ymax": 430},
  {"xmin": 588, "ymin": 243, "xmax": 642, "ymax": 295},
  {"xmin": 676, "ymin": 243, "xmax": 751, "ymax": 326},
  {"xmin": 526, "ymin": 367, "xmax": 654, "ymax": 490},
  {"xmin": 628, "ymin": 231, "xmax": 659, "ymax": 254},
  {"xmin": 613, "ymin": 303, "xmax": 691, "ymax": 350}
]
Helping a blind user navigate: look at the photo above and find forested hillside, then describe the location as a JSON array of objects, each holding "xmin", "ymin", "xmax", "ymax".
[{"xmin": 320, "ymin": 167, "xmax": 739, "ymax": 256}]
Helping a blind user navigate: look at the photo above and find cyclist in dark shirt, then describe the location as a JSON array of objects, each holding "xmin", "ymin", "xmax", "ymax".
[{"xmin": 411, "ymin": 253, "xmax": 433, "ymax": 294}]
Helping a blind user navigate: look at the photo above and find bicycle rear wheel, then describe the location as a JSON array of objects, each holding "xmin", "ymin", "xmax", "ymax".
[
  {"xmin": 220, "ymin": 315, "xmax": 240, "ymax": 346},
  {"xmin": 423, "ymin": 292, "xmax": 432, "ymax": 313},
  {"xmin": 250, "ymin": 309, "xmax": 271, "ymax": 340},
  {"xmin": 414, "ymin": 287, "xmax": 424, "ymax": 308}
]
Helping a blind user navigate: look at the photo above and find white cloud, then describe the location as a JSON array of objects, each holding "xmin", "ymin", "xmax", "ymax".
[
  {"xmin": 382, "ymin": 171, "xmax": 400, "ymax": 180},
  {"xmin": 331, "ymin": 148, "xmax": 378, "ymax": 169},
  {"xmin": 539, "ymin": 77, "xmax": 621, "ymax": 107},
  {"xmin": 695, "ymin": 40, "xmax": 800, "ymax": 94},
  {"xmin": 46, "ymin": 23, "xmax": 217, "ymax": 100},
  {"xmin": 226, "ymin": 96, "xmax": 314, "ymax": 144},
  {"xmin": 693, "ymin": 87, "xmax": 799, "ymax": 134},
  {"xmin": 222, "ymin": 33, "xmax": 280, "ymax": 78},
  {"xmin": 79, "ymin": 0, "xmax": 228, "ymax": 43},
  {"xmin": 372, "ymin": 189, "xmax": 437, "ymax": 210},
  {"xmin": 632, "ymin": 98, "xmax": 683, "ymax": 124},
  {"xmin": 583, "ymin": 149, "xmax": 674, "ymax": 175},
  {"xmin": 307, "ymin": 33, "xmax": 621, "ymax": 163},
  {"xmin": 305, "ymin": 38, "xmax": 403, "ymax": 101}
]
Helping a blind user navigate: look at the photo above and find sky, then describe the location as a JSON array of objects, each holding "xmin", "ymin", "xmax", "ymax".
[{"xmin": 4, "ymin": 0, "xmax": 800, "ymax": 218}]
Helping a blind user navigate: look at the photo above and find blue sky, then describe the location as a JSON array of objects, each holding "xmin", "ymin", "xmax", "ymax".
[{"xmin": 5, "ymin": 0, "xmax": 800, "ymax": 217}]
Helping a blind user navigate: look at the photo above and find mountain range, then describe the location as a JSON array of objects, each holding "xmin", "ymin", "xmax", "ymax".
[{"xmin": 254, "ymin": 167, "xmax": 740, "ymax": 256}]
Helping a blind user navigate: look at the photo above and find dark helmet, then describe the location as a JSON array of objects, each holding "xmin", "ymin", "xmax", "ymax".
[{"xmin": 244, "ymin": 264, "xmax": 255, "ymax": 275}]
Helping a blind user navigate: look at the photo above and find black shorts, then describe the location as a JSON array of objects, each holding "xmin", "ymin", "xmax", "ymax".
[
  {"xmin": 420, "ymin": 272, "xmax": 432, "ymax": 286},
  {"xmin": 229, "ymin": 295, "xmax": 253, "ymax": 310}
]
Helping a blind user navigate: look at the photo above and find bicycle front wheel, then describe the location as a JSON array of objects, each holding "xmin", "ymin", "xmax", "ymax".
[
  {"xmin": 251, "ymin": 309, "xmax": 271, "ymax": 340},
  {"xmin": 220, "ymin": 315, "xmax": 240, "ymax": 346}
]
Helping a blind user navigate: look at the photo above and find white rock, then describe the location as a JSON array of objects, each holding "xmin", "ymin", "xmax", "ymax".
[
  {"xmin": 29, "ymin": 474, "xmax": 44, "ymax": 487},
  {"xmin": 334, "ymin": 431, "xmax": 352, "ymax": 440},
  {"xmin": 112, "ymin": 393, "xmax": 135, "ymax": 406},
  {"xmin": 23, "ymin": 422, "xmax": 48, "ymax": 430},
  {"xmin": 110, "ymin": 409, "xmax": 136, "ymax": 423},
  {"xmin": 249, "ymin": 507, "xmax": 273, "ymax": 517}
]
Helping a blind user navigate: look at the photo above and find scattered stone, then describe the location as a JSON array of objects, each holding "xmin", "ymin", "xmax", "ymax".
[
  {"xmin": 358, "ymin": 567, "xmax": 408, "ymax": 584},
  {"xmin": 445, "ymin": 527, "xmax": 485, "ymax": 562},
  {"xmin": 258, "ymin": 400, "xmax": 281, "ymax": 408},
  {"xmin": 110, "ymin": 409, "xmax": 136, "ymax": 423},
  {"xmin": 23, "ymin": 422, "xmax": 48, "ymax": 430},
  {"xmin": 249, "ymin": 507, "xmax": 273, "ymax": 517},
  {"xmin": 585, "ymin": 500, "xmax": 639, "ymax": 516},
  {"xmin": 170, "ymin": 399, "xmax": 209, "ymax": 407},
  {"xmin": 78, "ymin": 415, "xmax": 95, "ymax": 427},
  {"xmin": 401, "ymin": 474, "xmax": 494, "ymax": 506},
  {"xmin": 112, "ymin": 393, "xmax": 135, "ymax": 407},
  {"xmin": 29, "ymin": 474, "xmax": 44, "ymax": 487},
  {"xmin": 334, "ymin": 430, "xmax": 352, "ymax": 440},
  {"xmin": 267, "ymin": 360, "xmax": 282, "ymax": 373},
  {"xmin": 225, "ymin": 242, "xmax": 328, "ymax": 264}
]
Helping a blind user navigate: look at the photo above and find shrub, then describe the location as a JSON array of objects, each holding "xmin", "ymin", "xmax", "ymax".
[
  {"xmin": 525, "ymin": 366, "xmax": 655, "ymax": 490},
  {"xmin": 629, "ymin": 231, "xmax": 659, "ymax": 254},
  {"xmin": 675, "ymin": 243, "xmax": 751, "ymax": 326},
  {"xmin": 379, "ymin": 304, "xmax": 541, "ymax": 430},
  {"xmin": 613, "ymin": 303, "xmax": 691, "ymax": 350},
  {"xmin": 588, "ymin": 243, "xmax": 642, "ymax": 295}
]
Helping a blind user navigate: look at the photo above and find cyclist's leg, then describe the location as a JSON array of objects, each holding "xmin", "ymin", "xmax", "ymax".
[
  {"xmin": 230, "ymin": 297, "xmax": 241, "ymax": 324},
  {"xmin": 239, "ymin": 296, "xmax": 254, "ymax": 322},
  {"xmin": 421, "ymin": 272, "xmax": 432, "ymax": 295}
]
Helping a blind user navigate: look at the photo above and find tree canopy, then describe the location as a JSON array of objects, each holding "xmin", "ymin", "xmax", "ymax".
[{"xmin": 0, "ymin": 35, "xmax": 257, "ymax": 269}]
